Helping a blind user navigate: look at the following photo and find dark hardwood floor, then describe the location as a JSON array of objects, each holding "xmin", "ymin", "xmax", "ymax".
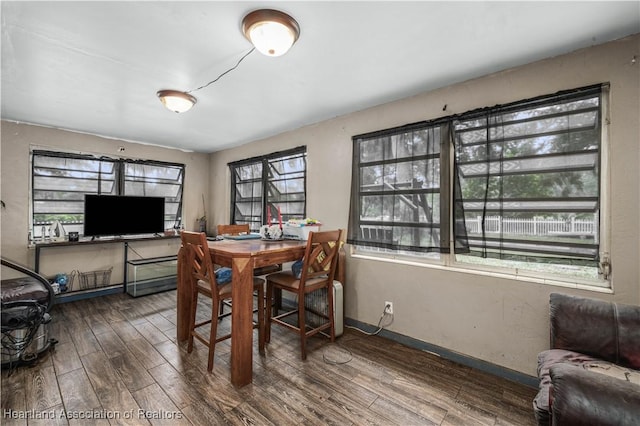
[{"xmin": 2, "ymin": 290, "xmax": 537, "ymax": 425}]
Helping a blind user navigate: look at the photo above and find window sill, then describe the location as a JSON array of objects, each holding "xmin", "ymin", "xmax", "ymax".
[{"xmin": 350, "ymin": 251, "xmax": 613, "ymax": 294}]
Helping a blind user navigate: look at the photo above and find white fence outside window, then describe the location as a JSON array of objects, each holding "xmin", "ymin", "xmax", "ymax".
[
  {"xmin": 464, "ymin": 215, "xmax": 598, "ymax": 238},
  {"xmin": 359, "ymin": 214, "xmax": 598, "ymax": 244}
]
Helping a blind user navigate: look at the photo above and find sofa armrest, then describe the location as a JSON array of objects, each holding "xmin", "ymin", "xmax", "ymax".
[
  {"xmin": 550, "ymin": 293, "xmax": 640, "ymax": 369},
  {"xmin": 550, "ymin": 363, "xmax": 640, "ymax": 426}
]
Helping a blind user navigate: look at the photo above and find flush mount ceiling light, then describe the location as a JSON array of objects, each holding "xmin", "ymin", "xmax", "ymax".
[
  {"xmin": 242, "ymin": 9, "xmax": 300, "ymax": 57},
  {"xmin": 157, "ymin": 90, "xmax": 197, "ymax": 113}
]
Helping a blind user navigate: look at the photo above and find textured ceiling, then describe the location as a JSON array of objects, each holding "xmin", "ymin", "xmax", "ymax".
[{"xmin": 2, "ymin": 1, "xmax": 639, "ymax": 153}]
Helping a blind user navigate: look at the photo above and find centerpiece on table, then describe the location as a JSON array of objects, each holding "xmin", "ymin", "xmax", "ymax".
[
  {"xmin": 259, "ymin": 224, "xmax": 284, "ymax": 240},
  {"xmin": 260, "ymin": 206, "xmax": 286, "ymax": 240},
  {"xmin": 282, "ymin": 218, "xmax": 322, "ymax": 241}
]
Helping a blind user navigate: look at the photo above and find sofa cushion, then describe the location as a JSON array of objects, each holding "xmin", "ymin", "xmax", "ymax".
[
  {"xmin": 550, "ymin": 363, "xmax": 640, "ymax": 426},
  {"xmin": 533, "ymin": 349, "xmax": 601, "ymax": 424},
  {"xmin": 535, "ymin": 348, "xmax": 640, "ymax": 424}
]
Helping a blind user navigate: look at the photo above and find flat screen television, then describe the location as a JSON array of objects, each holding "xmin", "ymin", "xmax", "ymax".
[{"xmin": 84, "ymin": 195, "xmax": 165, "ymax": 237}]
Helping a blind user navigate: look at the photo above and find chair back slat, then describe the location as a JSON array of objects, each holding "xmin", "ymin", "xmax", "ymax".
[
  {"xmin": 299, "ymin": 230, "xmax": 343, "ymax": 286},
  {"xmin": 180, "ymin": 231, "xmax": 217, "ymax": 294}
]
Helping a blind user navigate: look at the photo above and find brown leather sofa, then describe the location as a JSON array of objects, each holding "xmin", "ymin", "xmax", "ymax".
[{"xmin": 533, "ymin": 293, "xmax": 640, "ymax": 425}]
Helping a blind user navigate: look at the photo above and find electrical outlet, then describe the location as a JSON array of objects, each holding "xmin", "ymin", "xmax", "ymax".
[{"xmin": 384, "ymin": 301, "xmax": 393, "ymax": 315}]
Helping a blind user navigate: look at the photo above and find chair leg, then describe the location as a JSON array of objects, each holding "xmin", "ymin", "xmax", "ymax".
[
  {"xmin": 207, "ymin": 300, "xmax": 219, "ymax": 372},
  {"xmin": 265, "ymin": 282, "xmax": 273, "ymax": 343},
  {"xmin": 188, "ymin": 292, "xmax": 198, "ymax": 353},
  {"xmin": 274, "ymin": 288, "xmax": 282, "ymax": 311},
  {"xmin": 299, "ymin": 294, "xmax": 307, "ymax": 360},
  {"xmin": 327, "ymin": 283, "xmax": 335, "ymax": 342},
  {"xmin": 257, "ymin": 286, "xmax": 265, "ymax": 354}
]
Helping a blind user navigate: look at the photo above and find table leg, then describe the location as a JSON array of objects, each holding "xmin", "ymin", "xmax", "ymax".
[
  {"xmin": 176, "ymin": 246, "xmax": 191, "ymax": 342},
  {"xmin": 230, "ymin": 256, "xmax": 253, "ymax": 387}
]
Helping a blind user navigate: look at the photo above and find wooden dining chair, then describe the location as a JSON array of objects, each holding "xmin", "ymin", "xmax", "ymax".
[
  {"xmin": 265, "ymin": 229, "xmax": 343, "ymax": 360},
  {"xmin": 180, "ymin": 230, "xmax": 265, "ymax": 372},
  {"xmin": 216, "ymin": 223, "xmax": 251, "ymax": 237}
]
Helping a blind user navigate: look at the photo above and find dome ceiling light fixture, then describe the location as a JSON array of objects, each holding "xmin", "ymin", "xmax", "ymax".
[
  {"xmin": 157, "ymin": 90, "xmax": 198, "ymax": 114},
  {"xmin": 157, "ymin": 9, "xmax": 299, "ymax": 113},
  {"xmin": 242, "ymin": 9, "xmax": 300, "ymax": 57}
]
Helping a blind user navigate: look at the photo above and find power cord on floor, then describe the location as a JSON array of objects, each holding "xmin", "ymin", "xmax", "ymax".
[
  {"xmin": 345, "ymin": 304, "xmax": 394, "ymax": 336},
  {"xmin": 322, "ymin": 343, "xmax": 353, "ymax": 365},
  {"xmin": 322, "ymin": 304, "xmax": 394, "ymax": 365}
]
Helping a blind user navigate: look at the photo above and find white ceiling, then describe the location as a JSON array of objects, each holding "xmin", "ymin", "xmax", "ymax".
[{"xmin": 2, "ymin": 1, "xmax": 639, "ymax": 153}]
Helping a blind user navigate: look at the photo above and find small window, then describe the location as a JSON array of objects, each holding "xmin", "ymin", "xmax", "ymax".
[
  {"xmin": 347, "ymin": 122, "xmax": 449, "ymax": 257},
  {"xmin": 229, "ymin": 147, "xmax": 307, "ymax": 231},
  {"xmin": 31, "ymin": 150, "xmax": 184, "ymax": 239}
]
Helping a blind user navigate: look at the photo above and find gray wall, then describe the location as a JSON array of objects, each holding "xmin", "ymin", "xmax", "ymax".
[{"xmin": 208, "ymin": 34, "xmax": 640, "ymax": 377}]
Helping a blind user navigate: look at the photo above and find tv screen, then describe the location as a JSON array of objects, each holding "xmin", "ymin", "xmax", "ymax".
[{"xmin": 84, "ymin": 195, "xmax": 165, "ymax": 237}]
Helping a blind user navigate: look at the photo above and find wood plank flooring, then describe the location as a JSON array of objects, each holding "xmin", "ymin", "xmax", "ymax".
[{"xmin": 1, "ymin": 290, "xmax": 537, "ymax": 425}]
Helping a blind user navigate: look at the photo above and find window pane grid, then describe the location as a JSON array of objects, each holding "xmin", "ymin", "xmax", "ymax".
[
  {"xmin": 348, "ymin": 84, "xmax": 604, "ymax": 282},
  {"xmin": 348, "ymin": 126, "xmax": 444, "ymax": 253},
  {"xmin": 123, "ymin": 162, "xmax": 184, "ymax": 229},
  {"xmin": 230, "ymin": 147, "xmax": 306, "ymax": 231},
  {"xmin": 31, "ymin": 151, "xmax": 184, "ymax": 238},
  {"xmin": 33, "ymin": 156, "xmax": 116, "ymax": 173},
  {"xmin": 455, "ymin": 108, "xmax": 599, "ymax": 139},
  {"xmin": 266, "ymin": 152, "xmax": 307, "ymax": 222},
  {"xmin": 32, "ymin": 178, "xmax": 116, "ymax": 194},
  {"xmin": 453, "ymin": 87, "xmax": 601, "ymax": 272},
  {"xmin": 32, "ymin": 154, "xmax": 116, "ymax": 234}
]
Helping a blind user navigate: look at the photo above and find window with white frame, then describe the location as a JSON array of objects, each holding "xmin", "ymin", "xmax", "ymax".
[
  {"xmin": 31, "ymin": 150, "xmax": 184, "ymax": 239},
  {"xmin": 229, "ymin": 147, "xmax": 307, "ymax": 231},
  {"xmin": 348, "ymin": 84, "xmax": 608, "ymax": 285}
]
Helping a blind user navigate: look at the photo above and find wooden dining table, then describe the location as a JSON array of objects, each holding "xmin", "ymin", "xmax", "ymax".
[{"xmin": 176, "ymin": 238, "xmax": 307, "ymax": 387}]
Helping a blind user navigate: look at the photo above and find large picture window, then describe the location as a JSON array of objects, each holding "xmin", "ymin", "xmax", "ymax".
[
  {"xmin": 229, "ymin": 147, "xmax": 307, "ymax": 231},
  {"xmin": 453, "ymin": 85, "xmax": 603, "ymax": 280},
  {"xmin": 31, "ymin": 150, "xmax": 184, "ymax": 239},
  {"xmin": 348, "ymin": 84, "xmax": 608, "ymax": 285}
]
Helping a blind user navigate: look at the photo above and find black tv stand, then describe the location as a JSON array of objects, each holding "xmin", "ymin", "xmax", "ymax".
[
  {"xmin": 32, "ymin": 234, "xmax": 180, "ymax": 302},
  {"xmin": 34, "ymin": 234, "xmax": 180, "ymax": 271}
]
